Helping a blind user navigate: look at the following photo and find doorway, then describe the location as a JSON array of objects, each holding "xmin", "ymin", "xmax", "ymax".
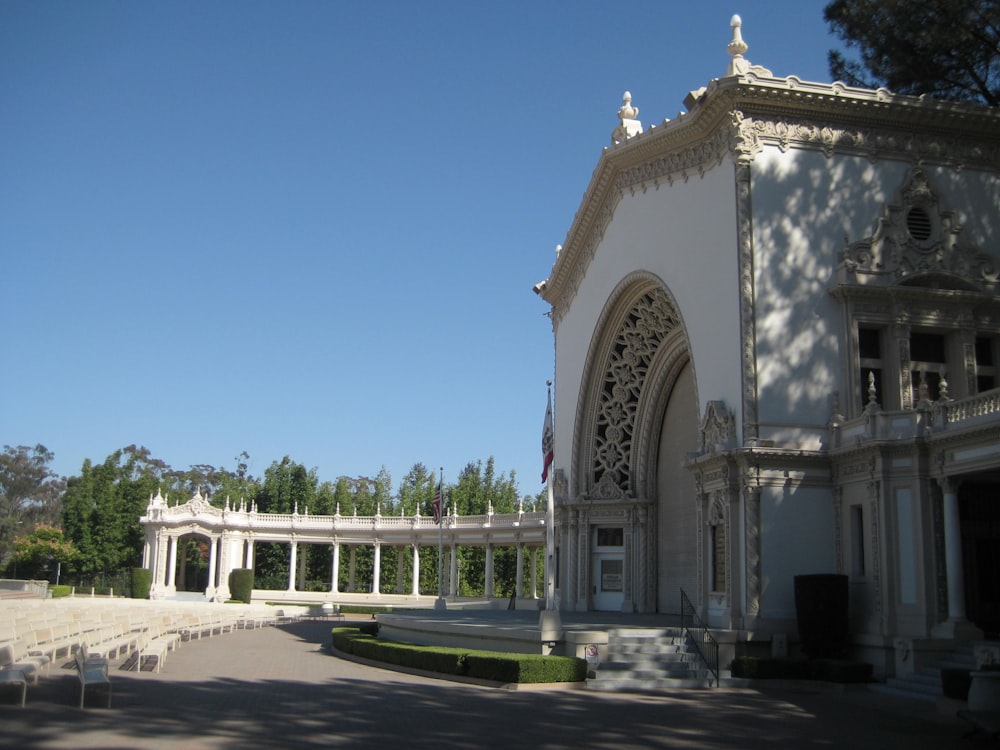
[{"xmin": 592, "ymin": 526, "xmax": 625, "ymax": 611}]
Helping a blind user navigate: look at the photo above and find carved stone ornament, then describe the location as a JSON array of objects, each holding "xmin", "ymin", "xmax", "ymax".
[
  {"xmin": 839, "ymin": 168, "xmax": 999, "ymax": 292},
  {"xmin": 699, "ymin": 400, "xmax": 736, "ymax": 455},
  {"xmin": 612, "ymin": 91, "xmax": 643, "ymax": 146},
  {"xmin": 590, "ymin": 471, "xmax": 628, "ymax": 501}
]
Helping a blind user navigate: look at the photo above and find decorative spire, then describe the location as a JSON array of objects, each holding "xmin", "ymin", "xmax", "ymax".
[
  {"xmin": 725, "ymin": 15, "xmax": 772, "ymax": 78},
  {"xmin": 865, "ymin": 370, "xmax": 881, "ymax": 414},
  {"xmin": 938, "ymin": 367, "xmax": 951, "ymax": 401},
  {"xmin": 611, "ymin": 91, "xmax": 643, "ymax": 145}
]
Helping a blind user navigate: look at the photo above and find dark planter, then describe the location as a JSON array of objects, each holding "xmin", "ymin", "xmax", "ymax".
[{"xmin": 794, "ymin": 574, "xmax": 849, "ymax": 658}]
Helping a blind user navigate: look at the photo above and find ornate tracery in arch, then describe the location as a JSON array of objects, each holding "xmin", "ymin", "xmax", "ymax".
[{"xmin": 577, "ymin": 278, "xmax": 689, "ymax": 498}]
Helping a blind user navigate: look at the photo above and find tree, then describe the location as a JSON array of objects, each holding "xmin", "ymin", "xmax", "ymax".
[
  {"xmin": 0, "ymin": 444, "xmax": 66, "ymax": 565},
  {"xmin": 61, "ymin": 446, "xmax": 162, "ymax": 580},
  {"xmin": 825, "ymin": 0, "xmax": 1000, "ymax": 105},
  {"xmin": 11, "ymin": 524, "xmax": 78, "ymax": 581}
]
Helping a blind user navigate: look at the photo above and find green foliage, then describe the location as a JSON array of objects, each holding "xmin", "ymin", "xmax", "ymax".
[
  {"xmin": 61, "ymin": 447, "xmax": 162, "ymax": 579},
  {"xmin": 131, "ymin": 567, "xmax": 152, "ymax": 599},
  {"xmin": 11, "ymin": 523, "xmax": 78, "ymax": 580},
  {"xmin": 49, "ymin": 584, "xmax": 72, "ymax": 598},
  {"xmin": 825, "ymin": 0, "xmax": 1000, "ymax": 106},
  {"xmin": 331, "ymin": 627, "xmax": 587, "ymax": 684},
  {"xmin": 228, "ymin": 568, "xmax": 254, "ymax": 603},
  {"xmin": 0, "ymin": 444, "xmax": 66, "ymax": 566}
]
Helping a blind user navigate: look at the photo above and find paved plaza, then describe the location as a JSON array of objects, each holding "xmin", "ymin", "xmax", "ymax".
[{"xmin": 0, "ymin": 617, "xmax": 988, "ymax": 749}]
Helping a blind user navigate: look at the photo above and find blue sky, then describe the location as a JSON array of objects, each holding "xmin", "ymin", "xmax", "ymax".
[{"xmin": 2, "ymin": 1, "xmax": 836, "ymax": 496}]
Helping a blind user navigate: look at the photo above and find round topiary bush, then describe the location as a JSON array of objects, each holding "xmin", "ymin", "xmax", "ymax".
[
  {"xmin": 131, "ymin": 567, "xmax": 152, "ymax": 599},
  {"xmin": 229, "ymin": 568, "xmax": 254, "ymax": 603}
]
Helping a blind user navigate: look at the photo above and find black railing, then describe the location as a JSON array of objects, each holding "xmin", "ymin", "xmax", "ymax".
[{"xmin": 680, "ymin": 588, "xmax": 719, "ymax": 687}]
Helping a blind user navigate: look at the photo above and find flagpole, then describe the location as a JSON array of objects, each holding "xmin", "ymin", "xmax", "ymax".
[
  {"xmin": 544, "ymin": 382, "xmax": 556, "ymax": 611},
  {"xmin": 539, "ymin": 380, "xmax": 562, "ymax": 645}
]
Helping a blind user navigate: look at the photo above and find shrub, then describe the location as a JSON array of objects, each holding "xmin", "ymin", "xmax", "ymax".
[
  {"xmin": 131, "ymin": 568, "xmax": 152, "ymax": 599},
  {"xmin": 808, "ymin": 658, "xmax": 873, "ymax": 683},
  {"xmin": 228, "ymin": 568, "xmax": 254, "ymax": 603},
  {"xmin": 731, "ymin": 656, "xmax": 810, "ymax": 679},
  {"xmin": 941, "ymin": 668, "xmax": 972, "ymax": 700},
  {"xmin": 731, "ymin": 656, "xmax": 872, "ymax": 683},
  {"xmin": 49, "ymin": 584, "xmax": 71, "ymax": 598},
  {"xmin": 330, "ymin": 627, "xmax": 586, "ymax": 684}
]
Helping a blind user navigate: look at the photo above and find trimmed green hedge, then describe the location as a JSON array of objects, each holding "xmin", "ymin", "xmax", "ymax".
[
  {"xmin": 228, "ymin": 569, "xmax": 254, "ymax": 603},
  {"xmin": 332, "ymin": 627, "xmax": 587, "ymax": 684},
  {"xmin": 731, "ymin": 656, "xmax": 873, "ymax": 683},
  {"xmin": 131, "ymin": 568, "xmax": 152, "ymax": 599}
]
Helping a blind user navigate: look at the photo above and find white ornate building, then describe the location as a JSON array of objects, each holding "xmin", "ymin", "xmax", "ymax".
[{"xmin": 535, "ymin": 17, "xmax": 1000, "ymax": 673}]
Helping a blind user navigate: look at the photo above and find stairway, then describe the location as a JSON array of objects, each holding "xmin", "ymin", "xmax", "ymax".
[
  {"xmin": 869, "ymin": 643, "xmax": 976, "ymax": 702},
  {"xmin": 587, "ymin": 627, "xmax": 715, "ymax": 692}
]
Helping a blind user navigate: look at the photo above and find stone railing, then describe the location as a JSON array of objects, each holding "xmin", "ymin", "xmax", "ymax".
[{"xmin": 830, "ymin": 387, "xmax": 1000, "ymax": 449}]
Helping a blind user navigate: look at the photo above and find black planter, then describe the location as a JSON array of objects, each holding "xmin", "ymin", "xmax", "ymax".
[{"xmin": 794, "ymin": 574, "xmax": 849, "ymax": 658}]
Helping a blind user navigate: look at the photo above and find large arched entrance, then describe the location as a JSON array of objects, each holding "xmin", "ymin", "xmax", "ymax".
[{"xmin": 563, "ymin": 274, "xmax": 698, "ymax": 613}]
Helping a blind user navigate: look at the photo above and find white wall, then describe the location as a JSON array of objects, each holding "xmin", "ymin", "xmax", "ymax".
[{"xmin": 553, "ymin": 161, "xmax": 742, "ymax": 491}]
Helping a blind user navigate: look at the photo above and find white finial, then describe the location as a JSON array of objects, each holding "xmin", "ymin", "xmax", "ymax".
[
  {"xmin": 611, "ymin": 91, "xmax": 643, "ymax": 145},
  {"xmin": 728, "ymin": 15, "xmax": 747, "ymax": 57},
  {"xmin": 726, "ymin": 15, "xmax": 749, "ymax": 76},
  {"xmin": 725, "ymin": 15, "xmax": 772, "ymax": 78}
]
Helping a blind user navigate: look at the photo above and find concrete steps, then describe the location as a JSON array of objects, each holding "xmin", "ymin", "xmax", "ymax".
[
  {"xmin": 587, "ymin": 627, "xmax": 714, "ymax": 692},
  {"xmin": 869, "ymin": 644, "xmax": 976, "ymax": 703}
]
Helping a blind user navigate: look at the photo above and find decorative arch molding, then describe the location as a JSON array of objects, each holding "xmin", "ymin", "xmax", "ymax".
[{"xmin": 573, "ymin": 272, "xmax": 693, "ymax": 500}]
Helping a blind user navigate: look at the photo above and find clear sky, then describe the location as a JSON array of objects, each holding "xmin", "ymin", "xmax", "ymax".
[{"xmin": 2, "ymin": 1, "xmax": 837, "ymax": 497}]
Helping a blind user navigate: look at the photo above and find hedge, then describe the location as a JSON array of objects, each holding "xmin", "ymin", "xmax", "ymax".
[
  {"xmin": 131, "ymin": 568, "xmax": 152, "ymax": 599},
  {"xmin": 332, "ymin": 627, "xmax": 587, "ymax": 684},
  {"xmin": 228, "ymin": 568, "xmax": 254, "ymax": 603},
  {"xmin": 731, "ymin": 656, "xmax": 872, "ymax": 683}
]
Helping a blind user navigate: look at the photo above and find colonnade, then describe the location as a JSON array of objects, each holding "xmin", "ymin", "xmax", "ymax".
[{"xmin": 140, "ymin": 490, "xmax": 547, "ymax": 602}]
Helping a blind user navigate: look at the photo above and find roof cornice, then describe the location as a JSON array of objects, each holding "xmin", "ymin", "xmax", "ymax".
[{"xmin": 538, "ymin": 72, "xmax": 1000, "ymax": 322}]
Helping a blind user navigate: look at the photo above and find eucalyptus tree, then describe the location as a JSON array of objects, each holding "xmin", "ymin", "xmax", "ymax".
[{"xmin": 0, "ymin": 444, "xmax": 66, "ymax": 566}]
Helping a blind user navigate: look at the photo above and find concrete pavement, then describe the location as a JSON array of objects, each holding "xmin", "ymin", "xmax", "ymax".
[{"xmin": 0, "ymin": 617, "xmax": 987, "ymax": 749}]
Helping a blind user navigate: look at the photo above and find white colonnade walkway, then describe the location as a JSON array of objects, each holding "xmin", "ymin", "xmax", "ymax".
[{"xmin": 140, "ymin": 490, "xmax": 547, "ymax": 603}]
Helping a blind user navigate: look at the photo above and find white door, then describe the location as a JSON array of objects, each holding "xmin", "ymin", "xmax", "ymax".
[{"xmin": 592, "ymin": 527, "xmax": 625, "ymax": 611}]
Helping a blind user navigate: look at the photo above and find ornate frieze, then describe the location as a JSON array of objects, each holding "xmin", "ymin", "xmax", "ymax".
[{"xmin": 839, "ymin": 169, "xmax": 999, "ymax": 292}]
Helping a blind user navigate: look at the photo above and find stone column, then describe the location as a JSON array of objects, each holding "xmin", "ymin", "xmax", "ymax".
[
  {"xmin": 411, "ymin": 543, "xmax": 420, "ymax": 596},
  {"xmin": 372, "ymin": 541, "xmax": 382, "ymax": 595},
  {"xmin": 530, "ymin": 547, "xmax": 539, "ymax": 599},
  {"xmin": 622, "ymin": 506, "xmax": 635, "ymax": 613},
  {"xmin": 166, "ymin": 536, "xmax": 178, "ymax": 590},
  {"xmin": 206, "ymin": 536, "xmax": 218, "ymax": 598},
  {"xmin": 287, "ymin": 541, "xmax": 298, "ymax": 592},
  {"xmin": 941, "ymin": 477, "xmax": 967, "ymax": 620},
  {"xmin": 330, "ymin": 543, "xmax": 340, "ymax": 594},
  {"xmin": 245, "ymin": 538, "xmax": 256, "ymax": 570}
]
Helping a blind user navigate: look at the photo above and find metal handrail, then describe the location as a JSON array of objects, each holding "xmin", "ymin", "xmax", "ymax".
[{"xmin": 679, "ymin": 588, "xmax": 719, "ymax": 687}]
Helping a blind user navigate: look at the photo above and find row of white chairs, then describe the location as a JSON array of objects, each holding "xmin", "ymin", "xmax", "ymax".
[{"xmin": 0, "ymin": 597, "xmax": 308, "ymax": 704}]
